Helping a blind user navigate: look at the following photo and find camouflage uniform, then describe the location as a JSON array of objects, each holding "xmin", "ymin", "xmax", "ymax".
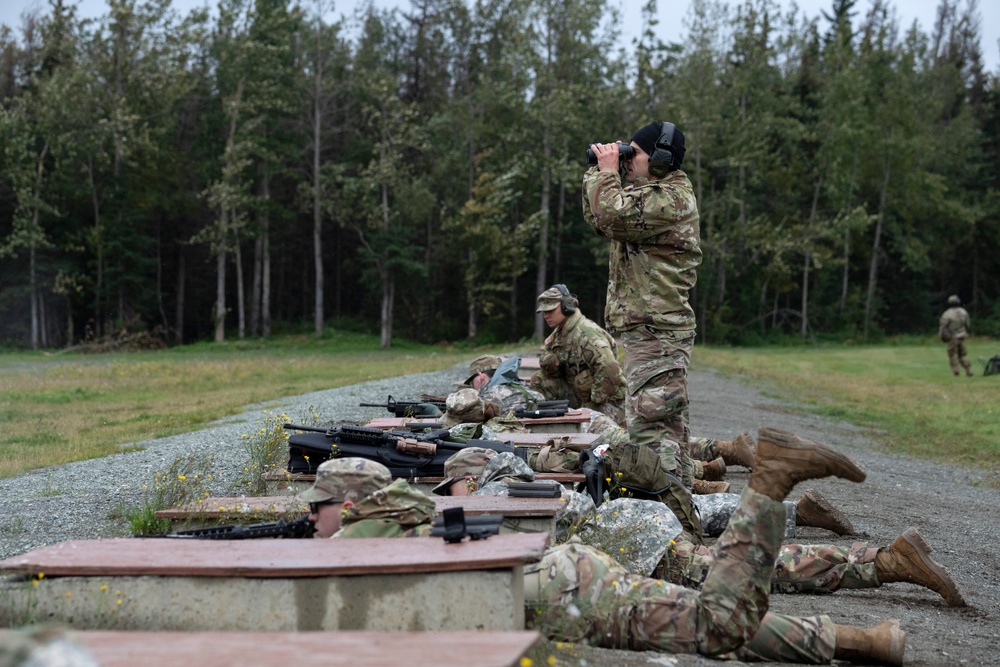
[
  {"xmin": 939, "ymin": 303, "xmax": 973, "ymax": 376},
  {"xmin": 582, "ymin": 165, "xmax": 702, "ymax": 489},
  {"xmin": 524, "ymin": 487, "xmax": 786, "ymax": 658},
  {"xmin": 694, "ymin": 492, "xmax": 797, "ymax": 539},
  {"xmin": 333, "ymin": 478, "xmax": 435, "ymax": 538},
  {"xmin": 531, "ymin": 305, "xmax": 627, "ymax": 425}
]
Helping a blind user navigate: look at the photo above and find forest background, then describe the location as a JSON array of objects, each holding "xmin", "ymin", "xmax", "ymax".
[{"xmin": 1, "ymin": 0, "xmax": 998, "ymax": 351}]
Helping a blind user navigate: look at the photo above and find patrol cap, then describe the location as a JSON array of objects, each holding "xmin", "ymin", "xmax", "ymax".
[
  {"xmin": 440, "ymin": 388, "xmax": 486, "ymax": 427},
  {"xmin": 297, "ymin": 457, "xmax": 391, "ymax": 504},
  {"xmin": 431, "ymin": 447, "xmax": 498, "ymax": 495},
  {"xmin": 535, "ymin": 286, "xmax": 563, "ymax": 312},
  {"xmin": 465, "ymin": 354, "xmax": 502, "ymax": 384}
]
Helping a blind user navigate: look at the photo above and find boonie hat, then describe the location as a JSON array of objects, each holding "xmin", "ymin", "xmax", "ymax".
[
  {"xmin": 431, "ymin": 447, "xmax": 497, "ymax": 495},
  {"xmin": 297, "ymin": 458, "xmax": 391, "ymax": 504},
  {"xmin": 440, "ymin": 388, "xmax": 486, "ymax": 427},
  {"xmin": 465, "ymin": 354, "xmax": 502, "ymax": 385},
  {"xmin": 536, "ymin": 286, "xmax": 563, "ymax": 312}
]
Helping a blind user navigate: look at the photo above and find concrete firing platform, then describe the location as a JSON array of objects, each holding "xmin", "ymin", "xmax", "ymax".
[
  {"xmin": 262, "ymin": 469, "xmax": 584, "ymax": 494},
  {"xmin": 0, "ymin": 533, "xmax": 548, "ymax": 631},
  {"xmin": 2, "ymin": 630, "xmax": 541, "ymax": 667},
  {"xmin": 154, "ymin": 494, "xmax": 566, "ymax": 537}
]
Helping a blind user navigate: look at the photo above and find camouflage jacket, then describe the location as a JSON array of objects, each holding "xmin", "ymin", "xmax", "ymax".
[
  {"xmin": 536, "ymin": 310, "xmax": 626, "ymax": 406},
  {"xmin": 479, "ymin": 382, "xmax": 545, "ymax": 414},
  {"xmin": 940, "ymin": 306, "xmax": 971, "ymax": 340},
  {"xmin": 582, "ymin": 167, "xmax": 702, "ymax": 333},
  {"xmin": 334, "ymin": 478, "xmax": 435, "ymax": 538}
]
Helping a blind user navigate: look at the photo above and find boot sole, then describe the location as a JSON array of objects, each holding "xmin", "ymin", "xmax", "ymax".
[
  {"xmin": 882, "ymin": 619, "xmax": 906, "ymax": 667},
  {"xmin": 898, "ymin": 527, "xmax": 967, "ymax": 607},
  {"xmin": 799, "ymin": 489, "xmax": 854, "ymax": 535},
  {"xmin": 758, "ymin": 427, "xmax": 867, "ymax": 483}
]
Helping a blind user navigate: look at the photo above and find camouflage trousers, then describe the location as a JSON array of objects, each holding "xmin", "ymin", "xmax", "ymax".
[
  {"xmin": 688, "ymin": 437, "xmax": 719, "ymax": 462},
  {"xmin": 620, "ymin": 328, "xmax": 696, "ymax": 489},
  {"xmin": 663, "ymin": 536, "xmax": 880, "ymax": 596},
  {"xmin": 524, "ymin": 487, "xmax": 784, "ymax": 657},
  {"xmin": 947, "ymin": 337, "xmax": 972, "ymax": 375},
  {"xmin": 740, "ymin": 612, "xmax": 837, "ymax": 664}
]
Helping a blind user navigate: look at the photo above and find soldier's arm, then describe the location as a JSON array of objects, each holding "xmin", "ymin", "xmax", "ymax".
[
  {"xmin": 582, "ymin": 168, "xmax": 679, "ymax": 243},
  {"xmin": 588, "ymin": 341, "xmax": 624, "ymax": 405}
]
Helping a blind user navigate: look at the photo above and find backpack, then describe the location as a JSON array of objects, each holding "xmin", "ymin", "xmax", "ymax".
[{"xmin": 984, "ymin": 355, "xmax": 1000, "ymax": 377}]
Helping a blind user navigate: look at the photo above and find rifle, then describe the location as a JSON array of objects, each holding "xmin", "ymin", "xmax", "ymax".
[
  {"xmin": 506, "ymin": 481, "xmax": 563, "ymax": 498},
  {"xmin": 514, "ymin": 407, "xmax": 568, "ymax": 419},
  {"xmin": 285, "ymin": 423, "xmax": 464, "ymax": 457},
  {"xmin": 431, "ymin": 507, "xmax": 503, "ymax": 542},
  {"xmin": 359, "ymin": 395, "xmax": 445, "ymax": 418},
  {"xmin": 149, "ymin": 516, "xmax": 316, "ymax": 540}
]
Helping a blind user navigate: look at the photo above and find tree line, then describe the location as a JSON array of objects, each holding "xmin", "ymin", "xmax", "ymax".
[{"xmin": 1, "ymin": 0, "xmax": 997, "ymax": 350}]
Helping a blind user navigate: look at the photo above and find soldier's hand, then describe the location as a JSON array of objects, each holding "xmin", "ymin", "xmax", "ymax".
[{"xmin": 590, "ymin": 143, "xmax": 621, "ymax": 172}]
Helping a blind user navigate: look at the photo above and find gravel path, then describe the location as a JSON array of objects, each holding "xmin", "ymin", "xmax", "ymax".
[{"xmin": 2, "ymin": 362, "xmax": 996, "ymax": 666}]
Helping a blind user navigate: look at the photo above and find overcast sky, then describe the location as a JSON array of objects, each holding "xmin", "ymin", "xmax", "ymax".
[{"xmin": 3, "ymin": 0, "xmax": 998, "ymax": 72}]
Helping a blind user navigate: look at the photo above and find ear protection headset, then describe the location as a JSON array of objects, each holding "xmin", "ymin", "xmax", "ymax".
[
  {"xmin": 647, "ymin": 122, "xmax": 686, "ymax": 178},
  {"xmin": 552, "ymin": 284, "xmax": 578, "ymax": 316}
]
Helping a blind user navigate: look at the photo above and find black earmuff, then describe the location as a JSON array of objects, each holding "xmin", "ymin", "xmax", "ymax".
[
  {"xmin": 647, "ymin": 121, "xmax": 685, "ymax": 178},
  {"xmin": 553, "ymin": 284, "xmax": 577, "ymax": 316}
]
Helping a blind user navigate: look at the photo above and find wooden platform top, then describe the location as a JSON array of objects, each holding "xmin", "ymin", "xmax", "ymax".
[
  {"xmin": 263, "ymin": 470, "xmax": 584, "ymax": 485},
  {"xmin": 156, "ymin": 494, "xmax": 565, "ymax": 521},
  {"xmin": 10, "ymin": 630, "xmax": 541, "ymax": 667},
  {"xmin": 0, "ymin": 532, "xmax": 549, "ymax": 579}
]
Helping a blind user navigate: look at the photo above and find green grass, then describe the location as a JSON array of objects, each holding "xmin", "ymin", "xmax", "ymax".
[
  {"xmin": 0, "ymin": 330, "xmax": 503, "ymax": 478},
  {"xmin": 694, "ymin": 338, "xmax": 1000, "ymax": 473}
]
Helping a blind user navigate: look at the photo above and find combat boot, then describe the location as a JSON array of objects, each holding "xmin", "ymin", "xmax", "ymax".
[
  {"xmin": 833, "ymin": 620, "xmax": 905, "ymax": 666},
  {"xmin": 692, "ymin": 479, "xmax": 730, "ymax": 494},
  {"xmin": 699, "ymin": 456, "xmax": 727, "ymax": 481},
  {"xmin": 875, "ymin": 527, "xmax": 966, "ymax": 607},
  {"xmin": 794, "ymin": 489, "xmax": 854, "ymax": 535},
  {"xmin": 717, "ymin": 432, "xmax": 756, "ymax": 470},
  {"xmin": 747, "ymin": 427, "xmax": 867, "ymax": 502}
]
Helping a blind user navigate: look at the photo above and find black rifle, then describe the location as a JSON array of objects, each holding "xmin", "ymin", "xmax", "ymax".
[
  {"xmin": 359, "ymin": 395, "xmax": 446, "ymax": 418},
  {"xmin": 431, "ymin": 507, "xmax": 503, "ymax": 542},
  {"xmin": 536, "ymin": 400, "xmax": 570, "ymax": 410},
  {"xmin": 283, "ymin": 423, "xmax": 522, "ymax": 476},
  {"xmin": 150, "ymin": 516, "xmax": 316, "ymax": 540},
  {"xmin": 514, "ymin": 407, "xmax": 568, "ymax": 419},
  {"xmin": 285, "ymin": 423, "xmax": 462, "ymax": 457},
  {"xmin": 507, "ymin": 481, "xmax": 563, "ymax": 498}
]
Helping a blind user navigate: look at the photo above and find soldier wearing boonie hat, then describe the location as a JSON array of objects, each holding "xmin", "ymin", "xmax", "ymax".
[
  {"xmin": 297, "ymin": 458, "xmax": 391, "ymax": 537},
  {"xmin": 465, "ymin": 354, "xmax": 503, "ymax": 386},
  {"xmin": 440, "ymin": 387, "xmax": 487, "ymax": 427},
  {"xmin": 432, "ymin": 446, "xmax": 497, "ymax": 496}
]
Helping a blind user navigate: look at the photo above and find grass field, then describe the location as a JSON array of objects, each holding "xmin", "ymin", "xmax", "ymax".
[
  {"xmin": 2, "ymin": 332, "xmax": 997, "ymax": 480},
  {"xmin": 694, "ymin": 338, "xmax": 1000, "ymax": 473},
  {"xmin": 0, "ymin": 331, "xmax": 479, "ymax": 478}
]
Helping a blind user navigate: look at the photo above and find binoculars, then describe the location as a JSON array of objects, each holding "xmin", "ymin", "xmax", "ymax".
[{"xmin": 586, "ymin": 142, "xmax": 635, "ymax": 165}]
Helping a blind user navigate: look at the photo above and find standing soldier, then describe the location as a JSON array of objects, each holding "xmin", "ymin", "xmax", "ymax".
[
  {"xmin": 531, "ymin": 284, "xmax": 627, "ymax": 426},
  {"xmin": 939, "ymin": 295, "xmax": 973, "ymax": 376},
  {"xmin": 584, "ymin": 121, "xmax": 703, "ymax": 539}
]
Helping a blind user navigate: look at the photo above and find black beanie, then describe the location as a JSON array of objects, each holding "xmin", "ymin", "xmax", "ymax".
[{"xmin": 630, "ymin": 121, "xmax": 662, "ymax": 157}]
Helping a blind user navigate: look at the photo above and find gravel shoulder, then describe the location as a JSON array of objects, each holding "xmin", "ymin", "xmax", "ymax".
[{"xmin": 1, "ymin": 363, "xmax": 996, "ymax": 666}]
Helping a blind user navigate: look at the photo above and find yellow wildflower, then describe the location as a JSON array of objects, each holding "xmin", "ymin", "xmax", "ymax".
[{"xmin": 520, "ymin": 659, "xmax": 533, "ymax": 667}]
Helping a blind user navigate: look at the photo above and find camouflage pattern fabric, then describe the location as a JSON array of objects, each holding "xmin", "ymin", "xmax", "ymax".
[
  {"xmin": 479, "ymin": 382, "xmax": 545, "ymax": 414},
  {"xmin": 941, "ymin": 305, "xmax": 973, "ymax": 374},
  {"xmin": 738, "ymin": 613, "xmax": 837, "ymax": 664},
  {"xmin": 524, "ymin": 487, "xmax": 784, "ymax": 656},
  {"xmin": 581, "ymin": 167, "xmax": 702, "ymax": 333},
  {"xmin": 694, "ymin": 492, "xmax": 797, "ymax": 539},
  {"xmin": 530, "ymin": 309, "xmax": 627, "ymax": 425},
  {"xmin": 576, "ymin": 498, "xmax": 682, "ymax": 576},
  {"xmin": 619, "ymin": 327, "xmax": 696, "ymax": 488},
  {"xmin": 771, "ymin": 541, "xmax": 880, "ymax": 594},
  {"xmin": 333, "ymin": 478, "xmax": 434, "ymax": 538},
  {"xmin": 688, "ymin": 436, "xmax": 720, "ymax": 461}
]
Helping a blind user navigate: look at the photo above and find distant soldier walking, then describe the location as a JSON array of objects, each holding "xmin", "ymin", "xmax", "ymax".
[{"xmin": 939, "ymin": 295, "xmax": 973, "ymax": 377}]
